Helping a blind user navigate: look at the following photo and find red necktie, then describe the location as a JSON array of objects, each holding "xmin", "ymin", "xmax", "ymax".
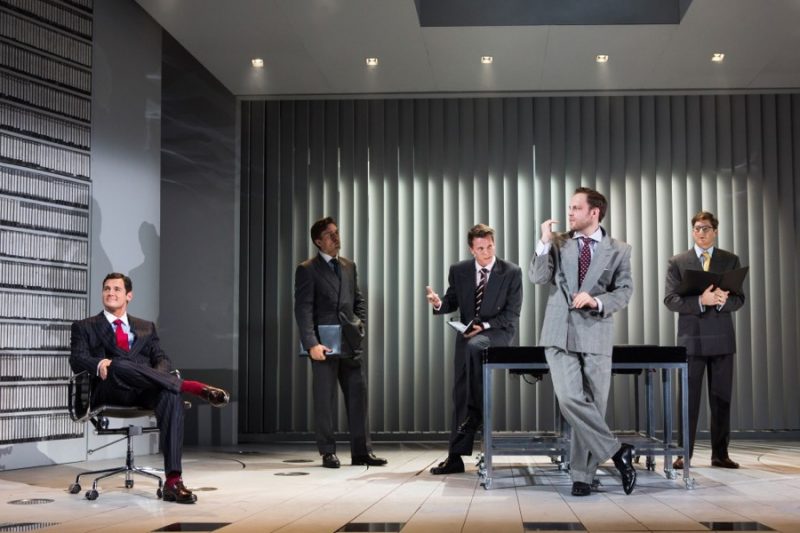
[
  {"xmin": 113, "ymin": 319, "xmax": 129, "ymax": 351},
  {"xmin": 578, "ymin": 237, "xmax": 592, "ymax": 287}
]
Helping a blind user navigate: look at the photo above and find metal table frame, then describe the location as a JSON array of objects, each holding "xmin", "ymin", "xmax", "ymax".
[{"xmin": 479, "ymin": 345, "xmax": 694, "ymax": 490}]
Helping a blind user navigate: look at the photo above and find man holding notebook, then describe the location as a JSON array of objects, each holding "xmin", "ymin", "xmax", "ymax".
[
  {"xmin": 294, "ymin": 216, "xmax": 387, "ymax": 469},
  {"xmin": 664, "ymin": 211, "xmax": 746, "ymax": 469},
  {"xmin": 425, "ymin": 224, "xmax": 523, "ymax": 475}
]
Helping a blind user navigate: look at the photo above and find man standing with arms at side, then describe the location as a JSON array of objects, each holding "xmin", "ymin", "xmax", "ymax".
[
  {"xmin": 295, "ymin": 216, "xmax": 387, "ymax": 469},
  {"xmin": 425, "ymin": 224, "xmax": 523, "ymax": 475},
  {"xmin": 70, "ymin": 273, "xmax": 230, "ymax": 504},
  {"xmin": 664, "ymin": 211, "xmax": 745, "ymax": 470},
  {"xmin": 529, "ymin": 187, "xmax": 636, "ymax": 496}
]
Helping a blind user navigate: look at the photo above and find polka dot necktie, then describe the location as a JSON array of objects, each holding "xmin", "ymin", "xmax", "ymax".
[{"xmin": 578, "ymin": 237, "xmax": 593, "ymax": 287}]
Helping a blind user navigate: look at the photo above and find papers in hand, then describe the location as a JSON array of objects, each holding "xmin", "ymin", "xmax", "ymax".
[
  {"xmin": 676, "ymin": 266, "xmax": 749, "ymax": 296},
  {"xmin": 448, "ymin": 319, "xmax": 477, "ymax": 336},
  {"xmin": 299, "ymin": 324, "xmax": 342, "ymax": 356}
]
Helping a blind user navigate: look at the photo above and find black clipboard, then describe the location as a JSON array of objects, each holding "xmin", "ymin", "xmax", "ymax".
[
  {"xmin": 676, "ymin": 266, "xmax": 749, "ymax": 296},
  {"xmin": 299, "ymin": 325, "xmax": 342, "ymax": 356}
]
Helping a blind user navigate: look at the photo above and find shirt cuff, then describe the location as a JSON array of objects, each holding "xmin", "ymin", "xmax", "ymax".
[
  {"xmin": 535, "ymin": 240, "xmax": 551, "ymax": 256},
  {"xmin": 698, "ymin": 296, "xmax": 705, "ymax": 313},
  {"xmin": 96, "ymin": 360, "xmax": 103, "ymax": 376},
  {"xmin": 482, "ymin": 322, "xmax": 491, "ymax": 330},
  {"xmin": 594, "ymin": 298, "xmax": 603, "ymax": 313}
]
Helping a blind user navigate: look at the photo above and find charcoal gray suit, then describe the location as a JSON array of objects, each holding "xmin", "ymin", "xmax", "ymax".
[
  {"xmin": 664, "ymin": 247, "xmax": 745, "ymax": 459},
  {"xmin": 69, "ymin": 313, "xmax": 185, "ymax": 474},
  {"xmin": 295, "ymin": 253, "xmax": 371, "ymax": 456},
  {"xmin": 434, "ymin": 258, "xmax": 523, "ymax": 456},
  {"xmin": 529, "ymin": 229, "xmax": 633, "ymax": 484}
]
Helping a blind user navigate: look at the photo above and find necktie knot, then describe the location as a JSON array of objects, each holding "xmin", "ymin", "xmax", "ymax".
[{"xmin": 329, "ymin": 258, "xmax": 341, "ymax": 278}]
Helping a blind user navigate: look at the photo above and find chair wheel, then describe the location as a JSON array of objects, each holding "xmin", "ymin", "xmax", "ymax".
[
  {"xmin": 85, "ymin": 489, "xmax": 99, "ymax": 500},
  {"xmin": 68, "ymin": 483, "xmax": 81, "ymax": 494},
  {"xmin": 125, "ymin": 479, "xmax": 134, "ymax": 488},
  {"xmin": 156, "ymin": 488, "xmax": 163, "ymax": 498}
]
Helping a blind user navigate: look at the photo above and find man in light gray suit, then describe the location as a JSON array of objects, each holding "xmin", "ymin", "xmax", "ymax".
[
  {"xmin": 426, "ymin": 224, "xmax": 523, "ymax": 475},
  {"xmin": 664, "ymin": 211, "xmax": 745, "ymax": 470},
  {"xmin": 295, "ymin": 216, "xmax": 387, "ymax": 469},
  {"xmin": 529, "ymin": 187, "xmax": 636, "ymax": 496}
]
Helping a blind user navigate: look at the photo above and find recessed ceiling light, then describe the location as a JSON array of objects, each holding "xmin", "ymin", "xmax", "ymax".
[
  {"xmin": 366, "ymin": 57, "xmax": 379, "ymax": 67},
  {"xmin": 481, "ymin": 56, "xmax": 493, "ymax": 64},
  {"xmin": 251, "ymin": 58, "xmax": 264, "ymax": 68},
  {"xmin": 596, "ymin": 54, "xmax": 609, "ymax": 63},
  {"xmin": 711, "ymin": 53, "xmax": 725, "ymax": 63}
]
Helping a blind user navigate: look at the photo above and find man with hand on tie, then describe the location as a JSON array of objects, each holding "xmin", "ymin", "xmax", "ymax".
[
  {"xmin": 529, "ymin": 187, "xmax": 636, "ymax": 496},
  {"xmin": 70, "ymin": 272, "xmax": 230, "ymax": 504},
  {"xmin": 664, "ymin": 211, "xmax": 745, "ymax": 470},
  {"xmin": 425, "ymin": 223, "xmax": 522, "ymax": 475},
  {"xmin": 294, "ymin": 216, "xmax": 387, "ymax": 469}
]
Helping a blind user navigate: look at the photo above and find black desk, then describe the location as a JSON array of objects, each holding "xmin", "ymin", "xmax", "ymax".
[{"xmin": 479, "ymin": 345, "xmax": 694, "ymax": 490}]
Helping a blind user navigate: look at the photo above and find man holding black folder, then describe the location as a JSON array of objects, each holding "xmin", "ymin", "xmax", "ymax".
[
  {"xmin": 425, "ymin": 224, "xmax": 522, "ymax": 475},
  {"xmin": 294, "ymin": 217, "xmax": 386, "ymax": 469},
  {"xmin": 664, "ymin": 211, "xmax": 746, "ymax": 469}
]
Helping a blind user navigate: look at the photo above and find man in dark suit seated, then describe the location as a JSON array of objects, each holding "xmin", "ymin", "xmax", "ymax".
[
  {"xmin": 664, "ymin": 211, "xmax": 746, "ymax": 470},
  {"xmin": 294, "ymin": 216, "xmax": 387, "ymax": 469},
  {"xmin": 69, "ymin": 272, "xmax": 230, "ymax": 504},
  {"xmin": 425, "ymin": 223, "xmax": 523, "ymax": 475}
]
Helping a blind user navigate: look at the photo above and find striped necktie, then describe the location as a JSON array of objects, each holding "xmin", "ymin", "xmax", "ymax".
[{"xmin": 474, "ymin": 268, "xmax": 489, "ymax": 318}]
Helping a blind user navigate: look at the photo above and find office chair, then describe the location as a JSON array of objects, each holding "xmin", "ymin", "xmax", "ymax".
[{"xmin": 67, "ymin": 370, "xmax": 179, "ymax": 501}]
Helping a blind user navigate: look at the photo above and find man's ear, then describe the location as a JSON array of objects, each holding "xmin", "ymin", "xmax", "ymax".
[
  {"xmin": 126, "ymin": 291, "xmax": 133, "ymax": 303},
  {"xmin": 313, "ymin": 239, "xmax": 322, "ymax": 249}
]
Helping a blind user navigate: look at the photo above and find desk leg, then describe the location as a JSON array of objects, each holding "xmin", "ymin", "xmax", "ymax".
[
  {"xmin": 481, "ymin": 361, "xmax": 493, "ymax": 489},
  {"xmin": 681, "ymin": 364, "xmax": 695, "ymax": 489},
  {"xmin": 663, "ymin": 369, "xmax": 677, "ymax": 480},
  {"xmin": 645, "ymin": 369, "xmax": 655, "ymax": 471}
]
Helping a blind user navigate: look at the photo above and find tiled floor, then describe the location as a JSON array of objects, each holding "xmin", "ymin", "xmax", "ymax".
[{"xmin": 1, "ymin": 441, "xmax": 799, "ymax": 532}]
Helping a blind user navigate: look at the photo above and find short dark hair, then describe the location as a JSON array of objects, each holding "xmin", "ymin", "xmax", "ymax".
[
  {"xmin": 310, "ymin": 216, "xmax": 337, "ymax": 248},
  {"xmin": 103, "ymin": 272, "xmax": 132, "ymax": 293},
  {"xmin": 691, "ymin": 210, "xmax": 719, "ymax": 230},
  {"xmin": 574, "ymin": 187, "xmax": 608, "ymax": 222},
  {"xmin": 467, "ymin": 224, "xmax": 495, "ymax": 247}
]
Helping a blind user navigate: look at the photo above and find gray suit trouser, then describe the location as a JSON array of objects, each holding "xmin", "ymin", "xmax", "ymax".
[{"xmin": 546, "ymin": 347, "xmax": 619, "ymax": 484}]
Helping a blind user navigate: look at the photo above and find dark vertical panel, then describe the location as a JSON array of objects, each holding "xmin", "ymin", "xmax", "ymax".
[
  {"xmin": 550, "ymin": 97, "xmax": 566, "ymax": 215},
  {"xmin": 474, "ymin": 99, "xmax": 490, "ymax": 224},
  {"xmin": 639, "ymin": 96, "xmax": 658, "ymax": 344},
  {"xmin": 383, "ymin": 99, "xmax": 400, "ymax": 431},
  {"xmin": 564, "ymin": 97, "xmax": 581, "ymax": 194},
  {"xmin": 398, "ymin": 99, "xmax": 415, "ymax": 431},
  {"xmin": 622, "ymin": 96, "xmax": 641, "ymax": 344},
  {"xmin": 670, "ymin": 96, "xmax": 688, "ymax": 254},
  {"xmin": 238, "ymin": 101, "xmax": 253, "ymax": 432},
  {"xmin": 580, "ymin": 97, "xmax": 596, "ymax": 188}
]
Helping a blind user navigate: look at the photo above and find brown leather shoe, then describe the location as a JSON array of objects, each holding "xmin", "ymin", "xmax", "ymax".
[
  {"xmin": 672, "ymin": 457, "xmax": 684, "ymax": 469},
  {"xmin": 711, "ymin": 456, "xmax": 740, "ymax": 469},
  {"xmin": 200, "ymin": 386, "xmax": 230, "ymax": 407},
  {"xmin": 162, "ymin": 481, "xmax": 197, "ymax": 504}
]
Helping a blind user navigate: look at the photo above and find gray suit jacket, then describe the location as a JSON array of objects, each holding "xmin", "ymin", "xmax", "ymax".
[
  {"xmin": 529, "ymin": 229, "xmax": 633, "ymax": 356},
  {"xmin": 294, "ymin": 254, "xmax": 366, "ymax": 356},
  {"xmin": 434, "ymin": 258, "xmax": 523, "ymax": 343},
  {"xmin": 664, "ymin": 248, "xmax": 745, "ymax": 356}
]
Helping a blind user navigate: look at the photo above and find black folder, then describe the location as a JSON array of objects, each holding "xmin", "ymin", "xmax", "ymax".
[
  {"xmin": 299, "ymin": 325, "xmax": 342, "ymax": 356},
  {"xmin": 676, "ymin": 266, "xmax": 749, "ymax": 296}
]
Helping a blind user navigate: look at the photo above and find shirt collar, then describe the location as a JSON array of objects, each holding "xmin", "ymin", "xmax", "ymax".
[
  {"xmin": 574, "ymin": 227, "xmax": 603, "ymax": 243},
  {"xmin": 475, "ymin": 258, "xmax": 496, "ymax": 272},
  {"xmin": 104, "ymin": 310, "xmax": 128, "ymax": 327},
  {"xmin": 319, "ymin": 251, "xmax": 336, "ymax": 263},
  {"xmin": 694, "ymin": 245, "xmax": 715, "ymax": 257}
]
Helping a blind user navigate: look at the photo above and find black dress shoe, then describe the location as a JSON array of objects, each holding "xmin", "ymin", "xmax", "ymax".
[
  {"xmin": 457, "ymin": 416, "xmax": 482, "ymax": 434},
  {"xmin": 711, "ymin": 456, "xmax": 739, "ymax": 469},
  {"xmin": 352, "ymin": 453, "xmax": 388, "ymax": 466},
  {"xmin": 200, "ymin": 386, "xmax": 230, "ymax": 407},
  {"xmin": 612, "ymin": 443, "xmax": 637, "ymax": 495},
  {"xmin": 571, "ymin": 481, "xmax": 592, "ymax": 496},
  {"xmin": 430, "ymin": 455, "xmax": 465, "ymax": 475},
  {"xmin": 162, "ymin": 481, "xmax": 197, "ymax": 504},
  {"xmin": 322, "ymin": 453, "xmax": 340, "ymax": 468},
  {"xmin": 672, "ymin": 457, "xmax": 684, "ymax": 469}
]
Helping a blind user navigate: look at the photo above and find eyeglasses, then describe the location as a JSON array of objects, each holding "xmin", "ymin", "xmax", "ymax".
[{"xmin": 692, "ymin": 225, "xmax": 715, "ymax": 234}]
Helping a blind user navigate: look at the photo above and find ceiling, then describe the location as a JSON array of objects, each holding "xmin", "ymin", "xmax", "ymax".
[{"xmin": 134, "ymin": 0, "xmax": 800, "ymax": 98}]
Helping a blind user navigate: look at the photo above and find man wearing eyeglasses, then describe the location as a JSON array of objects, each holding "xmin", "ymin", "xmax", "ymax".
[{"xmin": 664, "ymin": 211, "xmax": 746, "ymax": 470}]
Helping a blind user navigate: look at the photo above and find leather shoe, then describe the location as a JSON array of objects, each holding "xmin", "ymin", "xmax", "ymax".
[
  {"xmin": 672, "ymin": 457, "xmax": 684, "ymax": 469},
  {"xmin": 612, "ymin": 443, "xmax": 637, "ymax": 495},
  {"xmin": 457, "ymin": 416, "xmax": 482, "ymax": 434},
  {"xmin": 162, "ymin": 481, "xmax": 197, "ymax": 504},
  {"xmin": 571, "ymin": 481, "xmax": 591, "ymax": 496},
  {"xmin": 711, "ymin": 456, "xmax": 739, "ymax": 469},
  {"xmin": 352, "ymin": 453, "xmax": 387, "ymax": 466},
  {"xmin": 322, "ymin": 453, "xmax": 340, "ymax": 468},
  {"xmin": 200, "ymin": 386, "xmax": 230, "ymax": 407},
  {"xmin": 430, "ymin": 455, "xmax": 465, "ymax": 475}
]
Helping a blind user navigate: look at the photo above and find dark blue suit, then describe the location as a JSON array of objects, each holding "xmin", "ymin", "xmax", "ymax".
[{"xmin": 70, "ymin": 313, "xmax": 185, "ymax": 473}]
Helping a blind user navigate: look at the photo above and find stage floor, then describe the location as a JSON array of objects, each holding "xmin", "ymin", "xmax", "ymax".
[{"xmin": 1, "ymin": 440, "xmax": 799, "ymax": 532}]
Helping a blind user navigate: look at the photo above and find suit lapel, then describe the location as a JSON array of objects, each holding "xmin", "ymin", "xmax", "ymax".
[
  {"xmin": 480, "ymin": 260, "xmax": 504, "ymax": 314},
  {"xmin": 580, "ymin": 236, "xmax": 611, "ymax": 290},
  {"xmin": 314, "ymin": 255, "xmax": 341, "ymax": 295},
  {"xmin": 562, "ymin": 238, "xmax": 579, "ymax": 295},
  {"xmin": 93, "ymin": 312, "xmax": 128, "ymax": 357},
  {"xmin": 127, "ymin": 317, "xmax": 146, "ymax": 357}
]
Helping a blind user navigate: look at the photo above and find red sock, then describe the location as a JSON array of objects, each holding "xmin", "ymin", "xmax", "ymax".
[
  {"xmin": 180, "ymin": 380, "xmax": 206, "ymax": 396},
  {"xmin": 166, "ymin": 471, "xmax": 181, "ymax": 488}
]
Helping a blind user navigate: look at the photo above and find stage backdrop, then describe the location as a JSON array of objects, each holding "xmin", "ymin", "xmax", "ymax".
[{"xmin": 239, "ymin": 94, "xmax": 799, "ymax": 439}]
